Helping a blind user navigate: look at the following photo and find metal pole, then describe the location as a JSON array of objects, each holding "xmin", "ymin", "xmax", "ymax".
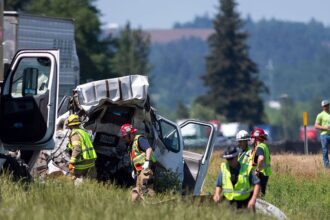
[
  {"xmin": 303, "ymin": 112, "xmax": 309, "ymax": 155},
  {"xmin": 304, "ymin": 125, "xmax": 308, "ymax": 155}
]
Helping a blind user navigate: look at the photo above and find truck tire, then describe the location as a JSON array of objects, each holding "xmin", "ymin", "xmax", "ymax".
[{"xmin": 0, "ymin": 154, "xmax": 32, "ymax": 183}]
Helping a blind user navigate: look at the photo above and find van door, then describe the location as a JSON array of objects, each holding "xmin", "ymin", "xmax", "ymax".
[
  {"xmin": 155, "ymin": 116, "xmax": 183, "ymax": 183},
  {"xmin": 0, "ymin": 50, "xmax": 59, "ymax": 150},
  {"xmin": 180, "ymin": 120, "xmax": 216, "ymax": 195}
]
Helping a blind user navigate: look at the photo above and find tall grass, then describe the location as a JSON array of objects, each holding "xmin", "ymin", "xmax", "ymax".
[{"xmin": 0, "ymin": 153, "xmax": 329, "ymax": 219}]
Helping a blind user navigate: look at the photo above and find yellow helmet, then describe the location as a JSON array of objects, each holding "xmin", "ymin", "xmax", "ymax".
[{"xmin": 67, "ymin": 114, "xmax": 81, "ymax": 127}]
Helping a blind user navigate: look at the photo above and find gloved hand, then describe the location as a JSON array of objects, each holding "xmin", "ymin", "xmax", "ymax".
[
  {"xmin": 68, "ymin": 163, "xmax": 75, "ymax": 173},
  {"xmin": 131, "ymin": 170, "xmax": 136, "ymax": 179},
  {"xmin": 142, "ymin": 160, "xmax": 150, "ymax": 170}
]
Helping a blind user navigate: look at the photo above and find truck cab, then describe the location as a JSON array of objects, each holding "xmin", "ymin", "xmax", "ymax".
[
  {"xmin": 0, "ymin": 1, "xmax": 79, "ymax": 178},
  {"xmin": 0, "ymin": 49, "xmax": 60, "ymax": 180}
]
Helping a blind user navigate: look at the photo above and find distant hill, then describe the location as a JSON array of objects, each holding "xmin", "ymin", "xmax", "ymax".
[
  {"xmin": 146, "ymin": 16, "xmax": 330, "ymax": 114},
  {"xmin": 147, "ymin": 28, "xmax": 212, "ymax": 44}
]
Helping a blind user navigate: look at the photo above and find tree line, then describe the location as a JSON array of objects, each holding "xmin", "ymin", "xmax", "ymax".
[{"xmin": 151, "ymin": 3, "xmax": 330, "ymax": 125}]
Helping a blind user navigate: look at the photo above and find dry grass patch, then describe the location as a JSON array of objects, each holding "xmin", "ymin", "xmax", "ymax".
[
  {"xmin": 210, "ymin": 150, "xmax": 327, "ymax": 178},
  {"xmin": 271, "ymin": 154, "xmax": 326, "ymax": 179}
]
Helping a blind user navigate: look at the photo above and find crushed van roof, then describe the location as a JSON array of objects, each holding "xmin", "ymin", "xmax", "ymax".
[{"xmin": 75, "ymin": 75, "xmax": 149, "ymax": 110}]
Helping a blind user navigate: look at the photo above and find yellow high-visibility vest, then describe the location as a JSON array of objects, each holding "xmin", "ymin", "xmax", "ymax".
[
  {"xmin": 130, "ymin": 135, "xmax": 156, "ymax": 172},
  {"xmin": 68, "ymin": 128, "xmax": 97, "ymax": 170},
  {"xmin": 257, "ymin": 143, "xmax": 272, "ymax": 176},
  {"xmin": 221, "ymin": 162, "xmax": 253, "ymax": 201}
]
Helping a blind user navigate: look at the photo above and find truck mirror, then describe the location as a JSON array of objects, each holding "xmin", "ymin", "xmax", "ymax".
[
  {"xmin": 37, "ymin": 57, "xmax": 51, "ymax": 66},
  {"xmin": 22, "ymin": 67, "xmax": 39, "ymax": 96}
]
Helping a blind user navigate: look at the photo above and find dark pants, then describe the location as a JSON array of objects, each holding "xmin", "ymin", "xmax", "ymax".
[
  {"xmin": 73, "ymin": 166, "xmax": 97, "ymax": 179},
  {"xmin": 259, "ymin": 173, "xmax": 269, "ymax": 195}
]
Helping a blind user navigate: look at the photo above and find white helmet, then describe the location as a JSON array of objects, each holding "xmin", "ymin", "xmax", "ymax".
[{"xmin": 236, "ymin": 130, "xmax": 250, "ymax": 141}]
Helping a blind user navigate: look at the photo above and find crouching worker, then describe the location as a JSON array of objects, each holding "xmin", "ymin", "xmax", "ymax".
[
  {"xmin": 66, "ymin": 114, "xmax": 97, "ymax": 180},
  {"xmin": 213, "ymin": 146, "xmax": 260, "ymax": 211},
  {"xmin": 120, "ymin": 123, "xmax": 157, "ymax": 202}
]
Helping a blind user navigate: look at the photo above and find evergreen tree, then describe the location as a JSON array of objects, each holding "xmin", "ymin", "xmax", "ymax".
[
  {"xmin": 200, "ymin": 0, "xmax": 267, "ymax": 124},
  {"xmin": 111, "ymin": 23, "xmax": 151, "ymax": 76}
]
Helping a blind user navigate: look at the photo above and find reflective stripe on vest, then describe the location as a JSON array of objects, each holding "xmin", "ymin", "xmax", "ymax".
[
  {"xmin": 74, "ymin": 159, "xmax": 95, "ymax": 170},
  {"xmin": 69, "ymin": 129, "xmax": 97, "ymax": 169},
  {"xmin": 131, "ymin": 135, "xmax": 156, "ymax": 171},
  {"xmin": 238, "ymin": 146, "xmax": 252, "ymax": 168},
  {"xmin": 221, "ymin": 162, "xmax": 253, "ymax": 201},
  {"xmin": 257, "ymin": 143, "xmax": 272, "ymax": 176}
]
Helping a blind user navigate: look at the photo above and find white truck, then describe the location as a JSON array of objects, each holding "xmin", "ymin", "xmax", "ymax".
[
  {"xmin": 0, "ymin": 0, "xmax": 78, "ymax": 181},
  {"xmin": 2, "ymin": 11, "xmax": 79, "ymax": 99}
]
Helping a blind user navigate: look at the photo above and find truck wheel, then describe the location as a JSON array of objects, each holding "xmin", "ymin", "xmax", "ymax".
[{"xmin": 0, "ymin": 154, "xmax": 32, "ymax": 183}]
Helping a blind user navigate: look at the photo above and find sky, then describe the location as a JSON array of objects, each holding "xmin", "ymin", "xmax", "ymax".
[{"xmin": 96, "ymin": 0, "xmax": 330, "ymax": 29}]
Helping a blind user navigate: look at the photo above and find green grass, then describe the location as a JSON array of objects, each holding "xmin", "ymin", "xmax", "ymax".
[
  {"xmin": 0, "ymin": 176, "xmax": 262, "ymax": 220},
  {"xmin": 265, "ymin": 172, "xmax": 330, "ymax": 219},
  {"xmin": 1, "ymin": 153, "xmax": 330, "ymax": 219}
]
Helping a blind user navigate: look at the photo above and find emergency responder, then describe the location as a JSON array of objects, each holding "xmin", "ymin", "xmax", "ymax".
[
  {"xmin": 250, "ymin": 128, "xmax": 271, "ymax": 196},
  {"xmin": 213, "ymin": 146, "xmax": 260, "ymax": 211},
  {"xmin": 66, "ymin": 114, "xmax": 97, "ymax": 180},
  {"xmin": 314, "ymin": 99, "xmax": 330, "ymax": 168},
  {"xmin": 236, "ymin": 130, "xmax": 252, "ymax": 168},
  {"xmin": 120, "ymin": 123, "xmax": 157, "ymax": 201}
]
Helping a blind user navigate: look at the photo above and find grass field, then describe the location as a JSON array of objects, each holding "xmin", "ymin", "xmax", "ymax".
[{"xmin": 0, "ymin": 152, "xmax": 329, "ymax": 220}]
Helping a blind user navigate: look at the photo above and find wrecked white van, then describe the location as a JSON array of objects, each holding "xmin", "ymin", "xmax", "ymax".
[{"xmin": 34, "ymin": 75, "xmax": 216, "ymax": 195}]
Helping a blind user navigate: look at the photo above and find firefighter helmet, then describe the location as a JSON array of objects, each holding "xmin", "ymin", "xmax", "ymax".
[
  {"xmin": 67, "ymin": 114, "xmax": 81, "ymax": 127},
  {"xmin": 120, "ymin": 123, "xmax": 137, "ymax": 137},
  {"xmin": 251, "ymin": 128, "xmax": 267, "ymax": 141},
  {"xmin": 236, "ymin": 130, "xmax": 250, "ymax": 141}
]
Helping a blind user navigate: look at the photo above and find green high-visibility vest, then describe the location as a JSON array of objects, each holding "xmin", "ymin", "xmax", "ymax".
[
  {"xmin": 130, "ymin": 135, "xmax": 156, "ymax": 172},
  {"xmin": 238, "ymin": 146, "xmax": 252, "ymax": 168},
  {"xmin": 221, "ymin": 162, "xmax": 253, "ymax": 201},
  {"xmin": 68, "ymin": 128, "xmax": 97, "ymax": 170},
  {"xmin": 257, "ymin": 142, "xmax": 272, "ymax": 176}
]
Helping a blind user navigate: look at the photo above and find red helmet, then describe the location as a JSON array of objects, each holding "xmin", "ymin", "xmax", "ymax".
[
  {"xmin": 251, "ymin": 128, "xmax": 267, "ymax": 141},
  {"xmin": 120, "ymin": 123, "xmax": 137, "ymax": 137}
]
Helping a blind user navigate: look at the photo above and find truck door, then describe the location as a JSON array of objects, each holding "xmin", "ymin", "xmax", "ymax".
[
  {"xmin": 180, "ymin": 120, "xmax": 216, "ymax": 196},
  {"xmin": 0, "ymin": 50, "xmax": 59, "ymax": 150}
]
